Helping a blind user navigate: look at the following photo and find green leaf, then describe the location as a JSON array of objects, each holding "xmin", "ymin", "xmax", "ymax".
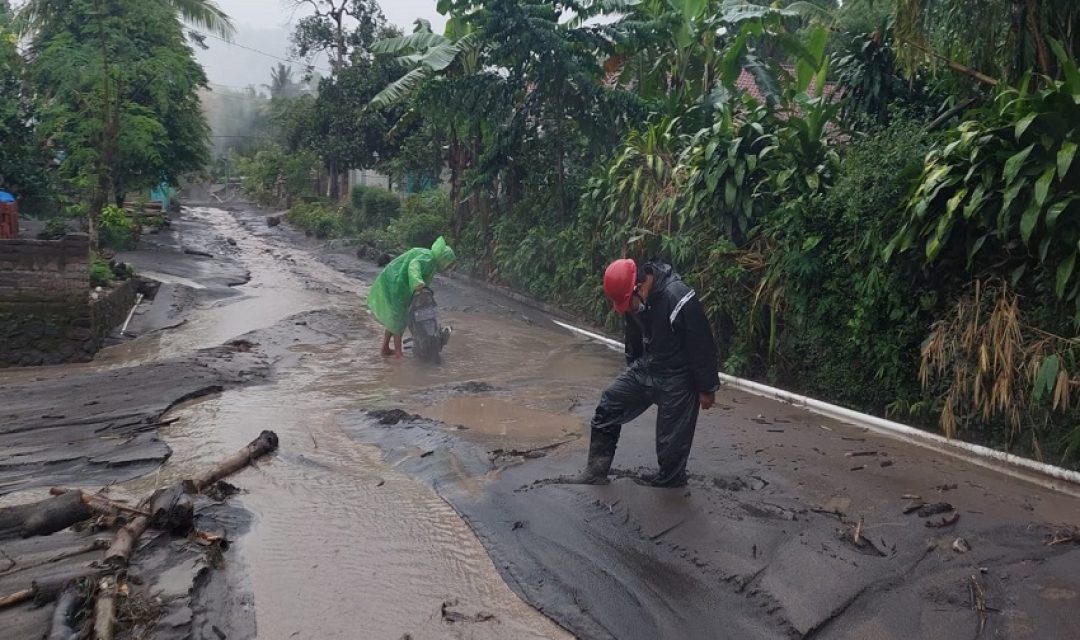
[
  {"xmin": 927, "ymin": 211, "xmax": 956, "ymax": 261},
  {"xmin": 802, "ymin": 235, "xmax": 822, "ymax": 251},
  {"xmin": 1059, "ymin": 140, "xmax": 1077, "ymax": 179},
  {"xmin": 963, "ymin": 185, "xmax": 987, "ymax": 219},
  {"xmin": 946, "ymin": 188, "xmax": 967, "ymax": 215},
  {"xmin": 1047, "ymin": 196, "xmax": 1076, "ymax": 230},
  {"xmin": 1003, "ymin": 145, "xmax": 1035, "ymax": 185},
  {"xmin": 1001, "ymin": 179, "xmax": 1025, "ymax": 214},
  {"xmin": 667, "ymin": 0, "xmax": 707, "ymax": 20},
  {"xmin": 1050, "ymin": 38, "xmax": 1080, "ymax": 94},
  {"xmin": 1057, "ymin": 252, "xmax": 1076, "ymax": 299},
  {"xmin": 372, "ymin": 32, "xmax": 449, "ymax": 55},
  {"xmin": 1046, "ymin": 200, "xmax": 1067, "ymax": 230},
  {"xmin": 1010, "ymin": 263, "xmax": 1027, "ymax": 286},
  {"xmin": 724, "ymin": 179, "xmax": 736, "ymax": 209},
  {"xmin": 1035, "ymin": 165, "xmax": 1056, "ymax": 207},
  {"xmin": 1015, "ymin": 113, "xmax": 1037, "ymax": 140},
  {"xmin": 1034, "ymin": 355, "xmax": 1060, "ymax": 402},
  {"xmin": 1020, "ymin": 200, "xmax": 1042, "ymax": 243}
]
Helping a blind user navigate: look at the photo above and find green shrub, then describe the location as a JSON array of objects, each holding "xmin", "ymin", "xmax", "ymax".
[
  {"xmin": 99, "ymin": 204, "xmax": 134, "ymax": 250},
  {"xmin": 38, "ymin": 218, "xmax": 72, "ymax": 240},
  {"xmin": 349, "ymin": 185, "xmax": 400, "ymax": 231},
  {"xmin": 390, "ymin": 190, "xmax": 448, "ymax": 249},
  {"xmin": 356, "ymin": 227, "xmax": 400, "ymax": 252},
  {"xmin": 286, "ymin": 202, "xmax": 347, "ymax": 239},
  {"xmin": 89, "ymin": 256, "xmax": 112, "ymax": 287},
  {"xmin": 760, "ymin": 117, "xmax": 938, "ymax": 411},
  {"xmin": 236, "ymin": 146, "xmax": 319, "ymax": 206}
]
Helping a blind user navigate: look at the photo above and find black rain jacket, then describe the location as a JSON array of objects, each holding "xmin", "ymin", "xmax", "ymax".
[{"xmin": 623, "ymin": 262, "xmax": 720, "ymax": 395}]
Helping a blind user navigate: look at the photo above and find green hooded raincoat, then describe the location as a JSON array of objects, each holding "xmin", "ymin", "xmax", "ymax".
[{"xmin": 367, "ymin": 236, "xmax": 456, "ymax": 335}]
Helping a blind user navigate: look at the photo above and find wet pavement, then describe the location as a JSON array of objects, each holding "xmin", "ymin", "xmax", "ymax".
[{"xmin": 2, "ymin": 202, "xmax": 1079, "ymax": 639}]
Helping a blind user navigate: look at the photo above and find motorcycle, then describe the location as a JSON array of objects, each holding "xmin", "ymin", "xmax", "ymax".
[{"xmin": 406, "ymin": 287, "xmax": 450, "ymax": 362}]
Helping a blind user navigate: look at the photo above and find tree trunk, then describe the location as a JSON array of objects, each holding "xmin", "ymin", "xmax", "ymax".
[
  {"xmin": 1025, "ymin": 0, "xmax": 1052, "ymax": 77},
  {"xmin": 93, "ymin": 576, "xmax": 116, "ymax": 640},
  {"xmin": 183, "ymin": 430, "xmax": 280, "ymax": 495},
  {"xmin": 328, "ymin": 161, "xmax": 340, "ymax": 200},
  {"xmin": 104, "ymin": 516, "xmax": 149, "ymax": 568},
  {"xmin": 1, "ymin": 491, "xmax": 94, "ymax": 539},
  {"xmin": 448, "ymin": 126, "xmax": 463, "ymax": 236}
]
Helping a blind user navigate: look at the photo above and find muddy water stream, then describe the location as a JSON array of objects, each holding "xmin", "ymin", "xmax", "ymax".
[{"xmin": 110, "ymin": 207, "xmax": 623, "ymax": 639}]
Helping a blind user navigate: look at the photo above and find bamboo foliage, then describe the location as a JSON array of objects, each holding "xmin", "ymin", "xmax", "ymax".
[{"xmin": 921, "ymin": 280, "xmax": 1080, "ymax": 450}]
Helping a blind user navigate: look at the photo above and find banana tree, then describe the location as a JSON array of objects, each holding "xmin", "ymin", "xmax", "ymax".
[{"xmin": 369, "ymin": 18, "xmax": 491, "ymax": 234}]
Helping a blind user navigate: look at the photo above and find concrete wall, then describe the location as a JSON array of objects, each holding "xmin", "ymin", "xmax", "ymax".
[{"xmin": 0, "ymin": 233, "xmax": 133, "ymax": 367}]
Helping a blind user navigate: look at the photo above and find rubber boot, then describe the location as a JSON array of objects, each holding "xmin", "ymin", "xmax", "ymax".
[
  {"xmin": 565, "ymin": 429, "xmax": 618, "ymax": 485},
  {"xmin": 635, "ymin": 469, "xmax": 688, "ymax": 488}
]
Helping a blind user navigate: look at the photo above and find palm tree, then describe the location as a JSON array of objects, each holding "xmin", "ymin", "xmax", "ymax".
[
  {"xmin": 17, "ymin": 0, "xmax": 234, "ymax": 39},
  {"xmin": 264, "ymin": 63, "xmax": 299, "ymax": 100}
]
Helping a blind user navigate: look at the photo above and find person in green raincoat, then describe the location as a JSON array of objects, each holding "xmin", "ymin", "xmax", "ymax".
[{"xmin": 367, "ymin": 236, "xmax": 456, "ymax": 357}]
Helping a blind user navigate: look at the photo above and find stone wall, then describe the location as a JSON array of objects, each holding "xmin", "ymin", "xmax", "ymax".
[
  {"xmin": 91, "ymin": 279, "xmax": 136, "ymax": 348},
  {"xmin": 0, "ymin": 233, "xmax": 134, "ymax": 367},
  {"xmin": 0, "ymin": 234, "xmax": 90, "ymax": 304}
]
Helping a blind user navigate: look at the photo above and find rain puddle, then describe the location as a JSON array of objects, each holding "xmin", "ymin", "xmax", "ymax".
[{"xmin": 419, "ymin": 395, "xmax": 582, "ymax": 441}]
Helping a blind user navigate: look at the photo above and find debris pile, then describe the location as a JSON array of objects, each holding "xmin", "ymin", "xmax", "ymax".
[{"xmin": 0, "ymin": 431, "xmax": 278, "ymax": 639}]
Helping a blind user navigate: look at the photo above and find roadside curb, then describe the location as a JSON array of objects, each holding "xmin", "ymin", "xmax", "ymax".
[{"xmin": 549, "ymin": 319, "xmax": 1080, "ymax": 497}]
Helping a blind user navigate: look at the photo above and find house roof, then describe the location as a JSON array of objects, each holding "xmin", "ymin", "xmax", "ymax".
[{"xmin": 734, "ymin": 67, "xmax": 842, "ymax": 104}]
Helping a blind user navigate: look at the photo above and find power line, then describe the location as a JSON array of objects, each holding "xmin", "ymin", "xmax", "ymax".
[{"xmin": 190, "ymin": 28, "xmax": 331, "ymax": 75}]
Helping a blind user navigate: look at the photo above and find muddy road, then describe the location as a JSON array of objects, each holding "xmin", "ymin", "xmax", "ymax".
[{"xmin": 3, "ymin": 203, "xmax": 1079, "ymax": 639}]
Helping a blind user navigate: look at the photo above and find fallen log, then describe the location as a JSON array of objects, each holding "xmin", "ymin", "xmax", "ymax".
[
  {"xmin": 0, "ymin": 586, "xmax": 34, "ymax": 609},
  {"xmin": 13, "ymin": 491, "xmax": 94, "ymax": 538},
  {"xmin": 48, "ymin": 583, "xmax": 82, "ymax": 640},
  {"xmin": 49, "ymin": 488, "xmax": 151, "ymax": 519},
  {"xmin": 147, "ymin": 485, "xmax": 194, "ymax": 534},
  {"xmin": 104, "ymin": 516, "xmax": 149, "ymax": 569},
  {"xmin": 94, "ymin": 576, "xmax": 117, "ymax": 640},
  {"xmin": 0, "ymin": 569, "xmax": 99, "ymax": 611},
  {"xmin": 183, "ymin": 430, "xmax": 279, "ymax": 494}
]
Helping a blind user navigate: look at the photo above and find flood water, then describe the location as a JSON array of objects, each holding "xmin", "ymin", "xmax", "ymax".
[{"xmin": 107, "ymin": 206, "xmax": 621, "ymax": 639}]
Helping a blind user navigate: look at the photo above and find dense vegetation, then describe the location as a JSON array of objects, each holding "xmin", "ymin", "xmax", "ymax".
[
  {"xmin": 244, "ymin": 0, "xmax": 1080, "ymax": 465},
  {"xmin": 5, "ymin": 0, "xmax": 1080, "ymax": 464},
  {"xmin": 0, "ymin": 0, "xmax": 231, "ymax": 245}
]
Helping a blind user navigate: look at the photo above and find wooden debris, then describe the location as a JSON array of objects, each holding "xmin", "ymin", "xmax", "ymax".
[
  {"xmin": 0, "ymin": 586, "xmax": 34, "ymax": 609},
  {"xmin": 183, "ymin": 430, "xmax": 279, "ymax": 494},
  {"xmin": 94, "ymin": 576, "xmax": 117, "ymax": 640},
  {"xmin": 49, "ymin": 488, "xmax": 151, "ymax": 519},
  {"xmin": 902, "ymin": 494, "xmax": 922, "ymax": 501},
  {"xmin": 845, "ymin": 451, "xmax": 879, "ymax": 457},
  {"xmin": 147, "ymin": 485, "xmax": 194, "ymax": 534},
  {"xmin": 925, "ymin": 512, "xmax": 960, "ymax": 528},
  {"xmin": 104, "ymin": 517, "xmax": 149, "ymax": 568},
  {"xmin": 48, "ymin": 583, "xmax": 83, "ymax": 640},
  {"xmin": 6, "ymin": 491, "xmax": 94, "ymax": 538},
  {"xmin": 854, "ymin": 516, "xmax": 864, "ymax": 545},
  {"xmin": 903, "ymin": 502, "xmax": 926, "ymax": 515},
  {"xmin": 970, "ymin": 573, "xmax": 992, "ymax": 635},
  {"xmin": 192, "ymin": 530, "xmax": 227, "ymax": 550},
  {"xmin": 849, "ymin": 465, "xmax": 866, "ymax": 472},
  {"xmin": 1046, "ymin": 528, "xmax": 1079, "ymax": 546},
  {"xmin": 916, "ymin": 502, "xmax": 954, "ymax": 518}
]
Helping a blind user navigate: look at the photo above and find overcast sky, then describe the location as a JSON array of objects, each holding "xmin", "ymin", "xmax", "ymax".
[{"xmin": 198, "ymin": 0, "xmax": 446, "ymax": 90}]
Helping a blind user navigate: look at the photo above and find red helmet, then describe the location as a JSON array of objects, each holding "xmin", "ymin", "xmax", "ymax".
[{"xmin": 603, "ymin": 258, "xmax": 637, "ymax": 314}]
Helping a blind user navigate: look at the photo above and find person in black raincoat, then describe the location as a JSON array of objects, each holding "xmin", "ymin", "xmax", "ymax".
[{"xmin": 572, "ymin": 258, "xmax": 719, "ymax": 488}]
